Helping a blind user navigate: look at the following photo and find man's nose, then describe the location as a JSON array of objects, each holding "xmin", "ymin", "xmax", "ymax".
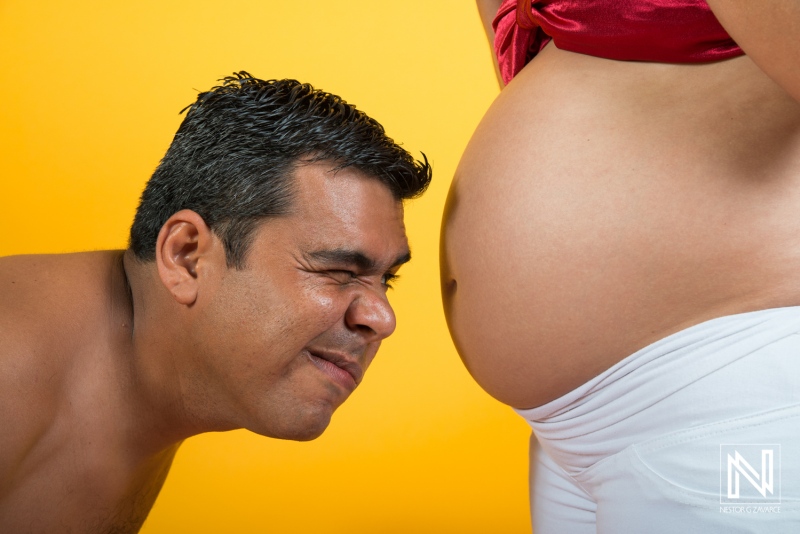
[{"xmin": 345, "ymin": 289, "xmax": 397, "ymax": 342}]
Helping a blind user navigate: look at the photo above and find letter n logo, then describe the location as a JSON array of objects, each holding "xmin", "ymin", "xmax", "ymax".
[{"xmin": 720, "ymin": 444, "xmax": 781, "ymax": 504}]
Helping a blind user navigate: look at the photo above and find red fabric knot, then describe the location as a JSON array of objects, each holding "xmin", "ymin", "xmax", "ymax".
[{"xmin": 492, "ymin": 0, "xmax": 743, "ymax": 85}]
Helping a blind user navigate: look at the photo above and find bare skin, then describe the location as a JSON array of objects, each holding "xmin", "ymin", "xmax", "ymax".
[
  {"xmin": 0, "ymin": 163, "xmax": 409, "ymax": 533},
  {"xmin": 442, "ymin": 1, "xmax": 800, "ymax": 409},
  {"xmin": 0, "ymin": 252, "xmax": 176, "ymax": 533}
]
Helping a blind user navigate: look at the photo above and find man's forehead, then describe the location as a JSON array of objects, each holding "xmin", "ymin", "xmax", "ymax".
[
  {"xmin": 250, "ymin": 163, "xmax": 408, "ymax": 270},
  {"xmin": 291, "ymin": 161, "xmax": 398, "ymax": 206}
]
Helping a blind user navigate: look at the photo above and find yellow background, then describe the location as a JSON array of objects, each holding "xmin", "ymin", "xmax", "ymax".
[{"xmin": 0, "ymin": 1, "xmax": 532, "ymax": 532}]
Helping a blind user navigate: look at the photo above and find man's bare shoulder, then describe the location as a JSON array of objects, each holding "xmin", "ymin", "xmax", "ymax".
[
  {"xmin": 0, "ymin": 251, "xmax": 126, "ymax": 329},
  {"xmin": 0, "ymin": 252, "xmax": 125, "ymax": 482},
  {"xmin": 0, "ymin": 252, "xmax": 118, "ymax": 361}
]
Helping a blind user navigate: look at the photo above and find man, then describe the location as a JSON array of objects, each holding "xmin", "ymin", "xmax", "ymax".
[{"xmin": 0, "ymin": 72, "xmax": 431, "ymax": 533}]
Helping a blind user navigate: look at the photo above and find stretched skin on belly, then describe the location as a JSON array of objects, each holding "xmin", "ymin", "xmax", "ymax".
[{"xmin": 440, "ymin": 45, "xmax": 800, "ymax": 409}]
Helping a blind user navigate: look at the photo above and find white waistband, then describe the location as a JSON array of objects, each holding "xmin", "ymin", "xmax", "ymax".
[{"xmin": 514, "ymin": 306, "xmax": 800, "ymax": 472}]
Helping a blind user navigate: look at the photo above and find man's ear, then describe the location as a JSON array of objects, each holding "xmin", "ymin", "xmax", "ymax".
[{"xmin": 155, "ymin": 209, "xmax": 221, "ymax": 306}]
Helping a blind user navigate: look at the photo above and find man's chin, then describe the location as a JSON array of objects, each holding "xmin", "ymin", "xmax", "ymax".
[
  {"xmin": 249, "ymin": 406, "xmax": 334, "ymax": 442},
  {"xmin": 283, "ymin": 423, "xmax": 329, "ymax": 442}
]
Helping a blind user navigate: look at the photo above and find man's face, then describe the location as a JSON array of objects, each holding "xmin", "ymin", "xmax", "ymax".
[{"xmin": 193, "ymin": 162, "xmax": 409, "ymax": 440}]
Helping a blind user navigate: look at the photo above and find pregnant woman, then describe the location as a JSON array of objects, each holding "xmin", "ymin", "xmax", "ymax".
[{"xmin": 441, "ymin": 0, "xmax": 800, "ymax": 531}]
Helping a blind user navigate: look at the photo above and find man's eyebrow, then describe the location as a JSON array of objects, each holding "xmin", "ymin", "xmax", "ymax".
[{"xmin": 307, "ymin": 249, "xmax": 411, "ymax": 271}]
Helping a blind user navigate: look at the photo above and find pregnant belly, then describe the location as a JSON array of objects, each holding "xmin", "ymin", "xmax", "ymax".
[{"xmin": 441, "ymin": 46, "xmax": 800, "ymax": 409}]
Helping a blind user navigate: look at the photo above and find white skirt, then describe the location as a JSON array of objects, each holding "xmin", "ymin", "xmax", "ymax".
[{"xmin": 515, "ymin": 306, "xmax": 800, "ymax": 533}]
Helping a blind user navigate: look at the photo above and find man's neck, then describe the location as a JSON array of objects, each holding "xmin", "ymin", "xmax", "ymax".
[{"xmin": 111, "ymin": 251, "xmax": 202, "ymax": 456}]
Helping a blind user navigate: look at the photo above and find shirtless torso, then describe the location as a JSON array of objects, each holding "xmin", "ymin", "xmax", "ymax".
[
  {"xmin": 0, "ymin": 253, "xmax": 177, "ymax": 533},
  {"xmin": 442, "ymin": 1, "xmax": 800, "ymax": 409}
]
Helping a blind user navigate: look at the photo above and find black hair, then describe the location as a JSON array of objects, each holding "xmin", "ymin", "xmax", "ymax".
[{"xmin": 129, "ymin": 71, "xmax": 431, "ymax": 268}]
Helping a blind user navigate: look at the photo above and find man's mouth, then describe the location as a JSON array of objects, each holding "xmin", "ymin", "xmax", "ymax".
[{"xmin": 306, "ymin": 348, "xmax": 364, "ymax": 391}]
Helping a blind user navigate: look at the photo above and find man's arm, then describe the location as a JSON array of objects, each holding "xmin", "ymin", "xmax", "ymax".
[
  {"xmin": 706, "ymin": 0, "xmax": 800, "ymax": 103},
  {"xmin": 476, "ymin": 0, "xmax": 505, "ymax": 88}
]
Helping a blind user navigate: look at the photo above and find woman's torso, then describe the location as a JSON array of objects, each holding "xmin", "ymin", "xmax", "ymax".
[{"xmin": 441, "ymin": 43, "xmax": 800, "ymax": 409}]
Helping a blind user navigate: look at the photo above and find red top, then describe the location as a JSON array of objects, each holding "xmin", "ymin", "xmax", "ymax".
[{"xmin": 493, "ymin": 0, "xmax": 744, "ymax": 84}]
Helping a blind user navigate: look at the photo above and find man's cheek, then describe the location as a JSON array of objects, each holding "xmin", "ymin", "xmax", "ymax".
[{"xmin": 306, "ymin": 290, "xmax": 347, "ymax": 323}]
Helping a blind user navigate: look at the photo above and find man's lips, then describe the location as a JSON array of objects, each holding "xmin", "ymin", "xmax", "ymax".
[{"xmin": 306, "ymin": 349, "xmax": 364, "ymax": 390}]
